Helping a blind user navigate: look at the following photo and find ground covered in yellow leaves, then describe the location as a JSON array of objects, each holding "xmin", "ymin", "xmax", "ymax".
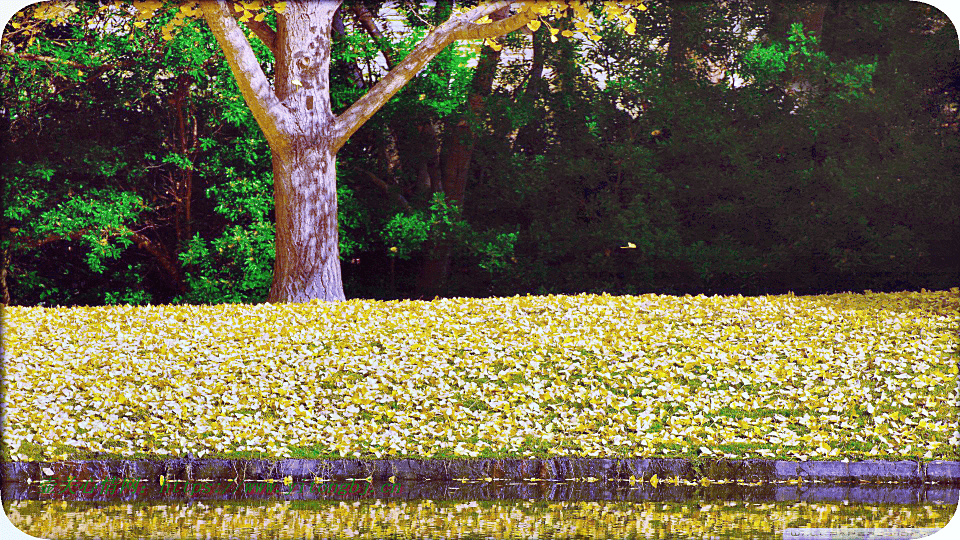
[{"xmin": 2, "ymin": 289, "xmax": 958, "ymax": 462}]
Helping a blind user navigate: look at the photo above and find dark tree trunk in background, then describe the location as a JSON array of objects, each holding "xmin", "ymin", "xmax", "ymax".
[
  {"xmin": 415, "ymin": 7, "xmax": 510, "ymax": 299},
  {"xmin": 513, "ymin": 27, "xmax": 546, "ymax": 156},
  {"xmin": 666, "ymin": 0, "xmax": 690, "ymax": 80}
]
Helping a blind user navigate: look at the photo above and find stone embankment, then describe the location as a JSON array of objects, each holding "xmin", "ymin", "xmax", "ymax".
[{"xmin": 3, "ymin": 456, "xmax": 959, "ymax": 485}]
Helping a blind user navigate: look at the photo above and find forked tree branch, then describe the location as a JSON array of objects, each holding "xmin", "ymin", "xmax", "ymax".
[{"xmin": 200, "ymin": 0, "xmax": 290, "ymax": 152}]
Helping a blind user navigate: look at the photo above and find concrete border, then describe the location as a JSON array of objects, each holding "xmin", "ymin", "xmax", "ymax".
[{"xmin": 3, "ymin": 458, "xmax": 959, "ymax": 485}]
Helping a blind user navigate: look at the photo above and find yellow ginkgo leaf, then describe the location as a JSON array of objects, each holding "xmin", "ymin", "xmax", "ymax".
[
  {"xmin": 621, "ymin": 242, "xmax": 637, "ymax": 249},
  {"xmin": 650, "ymin": 474, "xmax": 659, "ymax": 488},
  {"xmin": 274, "ymin": 1, "xmax": 286, "ymax": 13},
  {"xmin": 527, "ymin": 20, "xmax": 541, "ymax": 32}
]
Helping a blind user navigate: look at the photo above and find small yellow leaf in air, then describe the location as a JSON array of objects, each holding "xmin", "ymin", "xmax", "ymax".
[
  {"xmin": 283, "ymin": 476, "xmax": 292, "ymax": 486},
  {"xmin": 629, "ymin": 475, "xmax": 637, "ymax": 486},
  {"xmin": 625, "ymin": 22, "xmax": 637, "ymax": 35},
  {"xmin": 527, "ymin": 20, "xmax": 541, "ymax": 32},
  {"xmin": 561, "ymin": 30, "xmax": 574, "ymax": 38},
  {"xmin": 255, "ymin": 12, "xmax": 267, "ymax": 22},
  {"xmin": 639, "ymin": 3, "xmax": 648, "ymax": 11},
  {"xmin": 650, "ymin": 474, "xmax": 659, "ymax": 488},
  {"xmin": 292, "ymin": 80, "xmax": 302, "ymax": 86},
  {"xmin": 621, "ymin": 242, "xmax": 636, "ymax": 249},
  {"xmin": 389, "ymin": 475, "xmax": 396, "ymax": 483}
]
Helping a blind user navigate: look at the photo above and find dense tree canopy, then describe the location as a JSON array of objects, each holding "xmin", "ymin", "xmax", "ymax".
[{"xmin": 2, "ymin": 1, "xmax": 957, "ymax": 306}]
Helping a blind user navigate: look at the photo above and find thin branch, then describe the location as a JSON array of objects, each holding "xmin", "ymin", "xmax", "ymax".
[{"xmin": 361, "ymin": 170, "xmax": 412, "ymax": 212}]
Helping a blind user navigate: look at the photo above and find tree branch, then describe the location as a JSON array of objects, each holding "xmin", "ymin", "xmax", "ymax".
[
  {"xmin": 231, "ymin": 9, "xmax": 277, "ymax": 55},
  {"xmin": 350, "ymin": 4, "xmax": 396, "ymax": 69},
  {"xmin": 361, "ymin": 170, "xmax": 412, "ymax": 212},
  {"xmin": 331, "ymin": 1, "xmax": 534, "ymax": 152},
  {"xmin": 125, "ymin": 229, "xmax": 186, "ymax": 294},
  {"xmin": 200, "ymin": 0, "xmax": 290, "ymax": 152},
  {"xmin": 452, "ymin": 9, "xmax": 537, "ymax": 40}
]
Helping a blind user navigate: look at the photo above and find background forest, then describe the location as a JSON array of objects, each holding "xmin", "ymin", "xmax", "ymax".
[{"xmin": 2, "ymin": 0, "xmax": 958, "ymax": 307}]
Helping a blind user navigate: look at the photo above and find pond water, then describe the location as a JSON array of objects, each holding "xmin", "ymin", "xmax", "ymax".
[{"xmin": 3, "ymin": 479, "xmax": 957, "ymax": 539}]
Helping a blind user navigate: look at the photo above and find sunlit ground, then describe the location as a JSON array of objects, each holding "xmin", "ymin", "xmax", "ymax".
[{"xmin": 3, "ymin": 289, "xmax": 958, "ymax": 462}]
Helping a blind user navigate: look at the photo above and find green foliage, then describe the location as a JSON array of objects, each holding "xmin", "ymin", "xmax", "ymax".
[
  {"xmin": 382, "ymin": 211, "xmax": 431, "ymax": 260},
  {"xmin": 173, "ymin": 168, "xmax": 275, "ymax": 305},
  {"xmin": 740, "ymin": 23, "xmax": 877, "ymax": 103},
  {"xmin": 174, "ymin": 221, "xmax": 275, "ymax": 305},
  {"xmin": 381, "ymin": 192, "xmax": 518, "ymax": 276},
  {"xmin": 336, "ymin": 182, "xmax": 367, "ymax": 259}
]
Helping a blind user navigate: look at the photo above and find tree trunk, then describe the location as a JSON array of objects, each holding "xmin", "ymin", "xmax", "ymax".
[
  {"xmin": 266, "ymin": 2, "xmax": 345, "ymax": 303},
  {"xmin": 666, "ymin": 0, "xmax": 689, "ymax": 80},
  {"xmin": 268, "ymin": 145, "xmax": 345, "ymax": 302}
]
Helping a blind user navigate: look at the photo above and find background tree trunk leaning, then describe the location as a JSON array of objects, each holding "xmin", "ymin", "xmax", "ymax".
[{"xmin": 200, "ymin": 0, "xmax": 534, "ymax": 303}]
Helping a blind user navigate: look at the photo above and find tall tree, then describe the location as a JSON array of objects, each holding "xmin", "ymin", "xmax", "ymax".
[{"xmin": 195, "ymin": 0, "xmax": 537, "ymax": 302}]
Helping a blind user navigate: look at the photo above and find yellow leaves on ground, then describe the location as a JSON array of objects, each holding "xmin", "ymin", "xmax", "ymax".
[{"xmin": 2, "ymin": 289, "xmax": 958, "ymax": 463}]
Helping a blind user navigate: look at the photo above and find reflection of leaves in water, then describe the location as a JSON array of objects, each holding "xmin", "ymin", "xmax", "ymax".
[{"xmin": 5, "ymin": 498, "xmax": 955, "ymax": 540}]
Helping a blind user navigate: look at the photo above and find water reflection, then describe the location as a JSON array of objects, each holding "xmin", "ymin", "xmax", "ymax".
[{"xmin": 3, "ymin": 480, "xmax": 957, "ymax": 540}]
